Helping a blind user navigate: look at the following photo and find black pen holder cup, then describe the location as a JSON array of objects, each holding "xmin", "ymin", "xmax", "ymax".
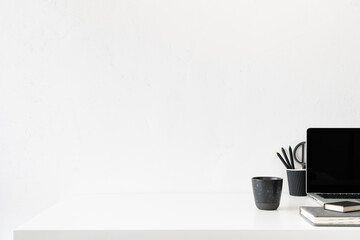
[
  {"xmin": 287, "ymin": 169, "xmax": 306, "ymax": 196},
  {"xmin": 252, "ymin": 177, "xmax": 283, "ymax": 210}
]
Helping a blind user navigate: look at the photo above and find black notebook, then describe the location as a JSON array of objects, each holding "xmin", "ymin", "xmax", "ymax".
[{"xmin": 324, "ymin": 201, "xmax": 360, "ymax": 213}]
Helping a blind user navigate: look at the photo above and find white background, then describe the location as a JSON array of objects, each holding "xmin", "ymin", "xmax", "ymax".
[{"xmin": 1, "ymin": 0, "xmax": 360, "ymax": 239}]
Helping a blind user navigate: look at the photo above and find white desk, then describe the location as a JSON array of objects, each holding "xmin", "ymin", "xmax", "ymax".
[{"xmin": 14, "ymin": 193, "xmax": 360, "ymax": 240}]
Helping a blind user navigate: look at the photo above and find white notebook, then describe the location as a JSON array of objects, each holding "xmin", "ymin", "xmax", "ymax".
[{"xmin": 300, "ymin": 207, "xmax": 360, "ymax": 226}]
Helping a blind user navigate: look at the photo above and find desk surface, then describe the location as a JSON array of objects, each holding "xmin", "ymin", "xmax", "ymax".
[{"xmin": 14, "ymin": 193, "xmax": 360, "ymax": 240}]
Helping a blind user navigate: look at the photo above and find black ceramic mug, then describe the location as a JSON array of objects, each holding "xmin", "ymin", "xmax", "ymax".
[{"xmin": 252, "ymin": 177, "xmax": 283, "ymax": 210}]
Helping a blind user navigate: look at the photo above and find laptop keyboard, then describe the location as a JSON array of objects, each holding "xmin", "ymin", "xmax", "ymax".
[{"xmin": 319, "ymin": 193, "xmax": 360, "ymax": 199}]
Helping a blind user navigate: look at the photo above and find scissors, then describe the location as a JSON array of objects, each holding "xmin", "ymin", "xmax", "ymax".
[{"xmin": 293, "ymin": 141, "xmax": 306, "ymax": 169}]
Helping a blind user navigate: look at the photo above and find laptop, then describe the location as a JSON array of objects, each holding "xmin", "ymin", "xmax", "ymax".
[{"xmin": 307, "ymin": 128, "xmax": 360, "ymax": 205}]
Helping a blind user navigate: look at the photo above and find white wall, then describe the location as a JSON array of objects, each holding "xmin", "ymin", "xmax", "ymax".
[{"xmin": 1, "ymin": 0, "xmax": 360, "ymax": 239}]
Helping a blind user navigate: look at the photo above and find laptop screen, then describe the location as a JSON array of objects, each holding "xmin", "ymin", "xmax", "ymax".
[{"xmin": 307, "ymin": 128, "xmax": 360, "ymax": 193}]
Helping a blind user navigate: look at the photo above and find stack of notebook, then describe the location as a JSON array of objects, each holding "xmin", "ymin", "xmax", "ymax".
[{"xmin": 300, "ymin": 201, "xmax": 360, "ymax": 226}]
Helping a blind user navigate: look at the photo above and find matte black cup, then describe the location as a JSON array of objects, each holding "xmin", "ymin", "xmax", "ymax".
[
  {"xmin": 287, "ymin": 169, "xmax": 306, "ymax": 196},
  {"xmin": 252, "ymin": 177, "xmax": 283, "ymax": 210}
]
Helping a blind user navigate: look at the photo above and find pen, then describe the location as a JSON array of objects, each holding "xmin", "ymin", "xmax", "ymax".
[
  {"xmin": 276, "ymin": 152, "xmax": 290, "ymax": 169},
  {"xmin": 281, "ymin": 148, "xmax": 292, "ymax": 169},
  {"xmin": 289, "ymin": 146, "xmax": 295, "ymax": 169}
]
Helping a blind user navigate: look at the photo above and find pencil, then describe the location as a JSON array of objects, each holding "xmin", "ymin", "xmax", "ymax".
[
  {"xmin": 281, "ymin": 148, "xmax": 292, "ymax": 169},
  {"xmin": 289, "ymin": 146, "xmax": 295, "ymax": 169},
  {"xmin": 276, "ymin": 152, "xmax": 290, "ymax": 169}
]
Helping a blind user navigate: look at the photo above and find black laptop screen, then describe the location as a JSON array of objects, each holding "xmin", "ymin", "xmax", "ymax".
[{"xmin": 307, "ymin": 128, "xmax": 360, "ymax": 193}]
